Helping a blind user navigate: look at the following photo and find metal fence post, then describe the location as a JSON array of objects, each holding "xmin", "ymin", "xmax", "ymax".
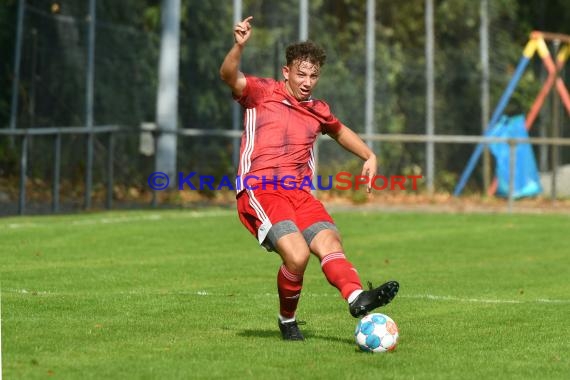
[
  {"xmin": 480, "ymin": 0, "xmax": 491, "ymax": 193},
  {"xmin": 507, "ymin": 139, "xmax": 516, "ymax": 213},
  {"xmin": 299, "ymin": 0, "xmax": 308, "ymax": 41},
  {"xmin": 84, "ymin": 0, "xmax": 97, "ymax": 209},
  {"xmin": 232, "ymin": 0, "xmax": 243, "ymax": 170},
  {"xmin": 151, "ymin": 128, "xmax": 159, "ymax": 208},
  {"xmin": 106, "ymin": 132, "xmax": 114, "ymax": 209},
  {"xmin": 551, "ymin": 52, "xmax": 561, "ymax": 202},
  {"xmin": 52, "ymin": 133, "xmax": 61, "ymax": 212},
  {"xmin": 18, "ymin": 134, "xmax": 28, "ymax": 215},
  {"xmin": 425, "ymin": 0, "xmax": 435, "ymax": 194},
  {"xmin": 365, "ymin": 0, "xmax": 376, "ymax": 150},
  {"xmin": 9, "ymin": 0, "xmax": 25, "ymax": 148}
]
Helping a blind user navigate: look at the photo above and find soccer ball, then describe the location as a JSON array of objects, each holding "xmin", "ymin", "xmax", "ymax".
[{"xmin": 354, "ymin": 313, "xmax": 399, "ymax": 353}]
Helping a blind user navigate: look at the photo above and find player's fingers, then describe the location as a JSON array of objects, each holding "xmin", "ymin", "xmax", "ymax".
[
  {"xmin": 369, "ymin": 172, "xmax": 377, "ymax": 192},
  {"xmin": 235, "ymin": 26, "xmax": 250, "ymax": 37},
  {"xmin": 361, "ymin": 167, "xmax": 375, "ymax": 193},
  {"xmin": 242, "ymin": 16, "xmax": 253, "ymax": 31},
  {"xmin": 364, "ymin": 175, "xmax": 371, "ymax": 193},
  {"xmin": 237, "ymin": 17, "xmax": 253, "ymax": 30}
]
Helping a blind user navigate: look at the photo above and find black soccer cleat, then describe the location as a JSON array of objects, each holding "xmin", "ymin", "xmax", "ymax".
[
  {"xmin": 349, "ymin": 280, "xmax": 399, "ymax": 318},
  {"xmin": 278, "ymin": 319, "xmax": 305, "ymax": 341}
]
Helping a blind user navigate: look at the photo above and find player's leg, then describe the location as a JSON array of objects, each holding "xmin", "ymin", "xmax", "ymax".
[
  {"xmin": 308, "ymin": 228, "xmax": 362, "ymax": 300},
  {"xmin": 272, "ymin": 231, "xmax": 310, "ymax": 341},
  {"xmin": 237, "ymin": 189, "xmax": 308, "ymax": 340},
  {"xmin": 309, "ymin": 229, "xmax": 399, "ymax": 317},
  {"xmin": 294, "ymin": 192, "xmax": 399, "ymax": 317}
]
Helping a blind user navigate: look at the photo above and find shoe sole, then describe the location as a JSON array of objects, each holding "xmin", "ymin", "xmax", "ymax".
[
  {"xmin": 372, "ymin": 280, "xmax": 399, "ymax": 308},
  {"xmin": 351, "ymin": 280, "xmax": 399, "ymax": 318}
]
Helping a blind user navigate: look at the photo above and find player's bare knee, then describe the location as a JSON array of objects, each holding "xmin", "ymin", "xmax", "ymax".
[
  {"xmin": 274, "ymin": 232, "xmax": 311, "ymax": 273},
  {"xmin": 310, "ymin": 229, "xmax": 343, "ymax": 259},
  {"xmin": 279, "ymin": 247, "xmax": 310, "ymax": 273}
]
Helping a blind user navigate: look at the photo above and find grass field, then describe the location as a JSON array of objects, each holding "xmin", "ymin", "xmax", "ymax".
[{"xmin": 1, "ymin": 209, "xmax": 569, "ymax": 379}]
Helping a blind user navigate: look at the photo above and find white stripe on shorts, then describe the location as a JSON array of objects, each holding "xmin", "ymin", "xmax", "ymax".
[{"xmin": 247, "ymin": 189, "xmax": 272, "ymax": 245}]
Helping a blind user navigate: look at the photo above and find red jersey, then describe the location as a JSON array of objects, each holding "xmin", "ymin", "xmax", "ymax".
[{"xmin": 234, "ymin": 75, "xmax": 342, "ymax": 192}]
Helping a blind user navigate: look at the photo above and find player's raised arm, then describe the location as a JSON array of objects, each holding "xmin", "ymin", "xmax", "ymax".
[{"xmin": 219, "ymin": 16, "xmax": 253, "ymax": 97}]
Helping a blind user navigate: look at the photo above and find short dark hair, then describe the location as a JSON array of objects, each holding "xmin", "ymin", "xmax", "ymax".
[{"xmin": 285, "ymin": 41, "xmax": 327, "ymax": 67}]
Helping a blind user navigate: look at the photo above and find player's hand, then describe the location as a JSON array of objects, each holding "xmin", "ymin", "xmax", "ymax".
[
  {"xmin": 361, "ymin": 155, "xmax": 377, "ymax": 193},
  {"xmin": 234, "ymin": 16, "xmax": 253, "ymax": 46}
]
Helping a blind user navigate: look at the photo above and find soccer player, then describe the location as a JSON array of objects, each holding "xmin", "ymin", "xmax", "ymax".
[{"xmin": 220, "ymin": 16, "xmax": 399, "ymax": 341}]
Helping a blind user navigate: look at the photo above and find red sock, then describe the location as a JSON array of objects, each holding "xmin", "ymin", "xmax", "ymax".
[
  {"xmin": 321, "ymin": 252, "xmax": 362, "ymax": 300},
  {"xmin": 277, "ymin": 265, "xmax": 303, "ymax": 319}
]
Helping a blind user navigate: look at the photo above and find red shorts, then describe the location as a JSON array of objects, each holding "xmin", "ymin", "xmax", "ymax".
[{"xmin": 236, "ymin": 187, "xmax": 335, "ymax": 249}]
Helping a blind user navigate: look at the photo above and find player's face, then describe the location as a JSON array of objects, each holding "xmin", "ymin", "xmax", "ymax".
[{"xmin": 283, "ymin": 60, "xmax": 321, "ymax": 101}]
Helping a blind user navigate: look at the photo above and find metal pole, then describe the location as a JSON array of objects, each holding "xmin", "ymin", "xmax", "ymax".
[
  {"xmin": 425, "ymin": 0, "xmax": 435, "ymax": 194},
  {"xmin": 364, "ymin": 0, "xmax": 376, "ymax": 150},
  {"xmin": 480, "ymin": 0, "xmax": 491, "ymax": 194},
  {"xmin": 18, "ymin": 135, "xmax": 28, "ymax": 215},
  {"xmin": 507, "ymin": 140, "xmax": 516, "ymax": 213},
  {"xmin": 106, "ymin": 132, "xmax": 114, "ymax": 209},
  {"xmin": 155, "ymin": 0, "xmax": 181, "ymax": 187},
  {"xmin": 85, "ymin": 0, "xmax": 96, "ymax": 209},
  {"xmin": 299, "ymin": 0, "xmax": 309, "ymax": 41},
  {"xmin": 551, "ymin": 42, "xmax": 561, "ymax": 202},
  {"xmin": 52, "ymin": 133, "xmax": 61, "ymax": 212},
  {"xmin": 9, "ymin": 0, "xmax": 26, "ymax": 145},
  {"xmin": 232, "ymin": 0, "xmax": 242, "ymax": 169},
  {"xmin": 539, "ymin": 62, "xmax": 549, "ymax": 172},
  {"xmin": 151, "ymin": 129, "xmax": 158, "ymax": 208},
  {"xmin": 29, "ymin": 28, "xmax": 38, "ymax": 128},
  {"xmin": 273, "ymin": 40, "xmax": 281, "ymax": 80}
]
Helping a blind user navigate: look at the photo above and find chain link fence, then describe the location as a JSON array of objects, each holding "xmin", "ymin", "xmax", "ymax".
[{"xmin": 1, "ymin": 0, "xmax": 568, "ymax": 216}]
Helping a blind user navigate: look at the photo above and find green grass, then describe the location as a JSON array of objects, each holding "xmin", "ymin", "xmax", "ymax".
[{"xmin": 1, "ymin": 209, "xmax": 569, "ymax": 379}]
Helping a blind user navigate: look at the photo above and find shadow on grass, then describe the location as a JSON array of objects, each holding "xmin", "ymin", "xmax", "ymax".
[{"xmin": 237, "ymin": 329, "xmax": 354, "ymax": 345}]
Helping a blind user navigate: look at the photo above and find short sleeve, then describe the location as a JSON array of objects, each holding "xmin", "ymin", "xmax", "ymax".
[
  {"xmin": 321, "ymin": 113, "xmax": 342, "ymax": 135},
  {"xmin": 233, "ymin": 75, "xmax": 276, "ymax": 108}
]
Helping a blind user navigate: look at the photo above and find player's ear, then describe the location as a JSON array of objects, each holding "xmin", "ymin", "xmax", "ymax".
[{"xmin": 282, "ymin": 65, "xmax": 290, "ymax": 80}]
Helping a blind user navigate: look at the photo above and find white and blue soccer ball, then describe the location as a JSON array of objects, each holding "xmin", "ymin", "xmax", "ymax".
[{"xmin": 354, "ymin": 313, "xmax": 399, "ymax": 353}]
